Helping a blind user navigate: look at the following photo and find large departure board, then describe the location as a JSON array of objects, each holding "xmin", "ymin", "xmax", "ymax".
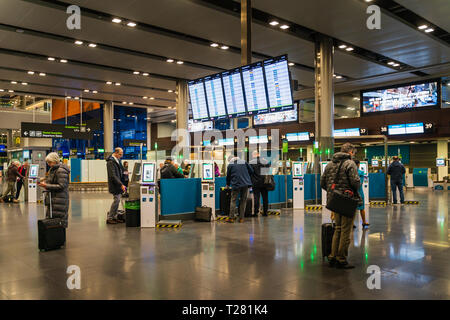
[
  {"xmin": 204, "ymin": 74, "xmax": 227, "ymax": 120},
  {"xmin": 188, "ymin": 80, "xmax": 209, "ymax": 121},
  {"xmin": 222, "ymin": 68, "xmax": 246, "ymax": 118},
  {"xmin": 264, "ymin": 56, "xmax": 293, "ymax": 111},
  {"xmin": 242, "ymin": 62, "xmax": 269, "ymax": 115}
]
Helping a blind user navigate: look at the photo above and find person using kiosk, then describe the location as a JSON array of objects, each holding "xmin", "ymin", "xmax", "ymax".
[
  {"xmin": 201, "ymin": 162, "xmax": 215, "ymax": 220},
  {"xmin": 292, "ymin": 161, "xmax": 306, "ymax": 209},
  {"xmin": 27, "ymin": 164, "xmax": 39, "ymax": 203},
  {"xmin": 140, "ymin": 162, "xmax": 158, "ymax": 228}
]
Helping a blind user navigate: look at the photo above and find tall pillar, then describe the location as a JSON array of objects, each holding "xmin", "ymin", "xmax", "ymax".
[
  {"xmin": 314, "ymin": 36, "xmax": 335, "ymax": 171},
  {"xmin": 241, "ymin": 0, "xmax": 252, "ymax": 66},
  {"xmin": 176, "ymin": 80, "xmax": 189, "ymax": 159},
  {"xmin": 103, "ymin": 101, "xmax": 114, "ymax": 155},
  {"xmin": 437, "ymin": 139, "xmax": 448, "ymax": 181}
]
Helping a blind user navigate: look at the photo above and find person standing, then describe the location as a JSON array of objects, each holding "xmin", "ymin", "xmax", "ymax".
[
  {"xmin": 106, "ymin": 148, "xmax": 126, "ymax": 224},
  {"xmin": 354, "ymin": 160, "xmax": 369, "ymax": 228},
  {"xmin": 15, "ymin": 161, "xmax": 29, "ymax": 200},
  {"xmin": 249, "ymin": 151, "xmax": 271, "ymax": 216},
  {"xmin": 37, "ymin": 153, "xmax": 70, "ymax": 228},
  {"xmin": 160, "ymin": 158, "xmax": 184, "ymax": 179},
  {"xmin": 122, "ymin": 161, "xmax": 130, "ymax": 198},
  {"xmin": 320, "ymin": 143, "xmax": 361, "ymax": 269},
  {"xmin": 226, "ymin": 155, "xmax": 254, "ymax": 223},
  {"xmin": 3, "ymin": 161, "xmax": 24, "ymax": 203},
  {"xmin": 387, "ymin": 156, "xmax": 406, "ymax": 204}
]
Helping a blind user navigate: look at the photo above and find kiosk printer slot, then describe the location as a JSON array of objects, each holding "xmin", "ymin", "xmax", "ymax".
[
  {"xmin": 28, "ymin": 164, "xmax": 39, "ymax": 203},
  {"xmin": 359, "ymin": 161, "xmax": 369, "ymax": 205},
  {"xmin": 292, "ymin": 162, "xmax": 306, "ymax": 209},
  {"xmin": 140, "ymin": 162, "xmax": 158, "ymax": 228},
  {"xmin": 320, "ymin": 162, "xmax": 329, "ymax": 206},
  {"xmin": 201, "ymin": 162, "xmax": 215, "ymax": 220}
]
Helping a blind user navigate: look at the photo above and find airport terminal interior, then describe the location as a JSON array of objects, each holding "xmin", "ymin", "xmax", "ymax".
[{"xmin": 0, "ymin": 0, "xmax": 449, "ymax": 300}]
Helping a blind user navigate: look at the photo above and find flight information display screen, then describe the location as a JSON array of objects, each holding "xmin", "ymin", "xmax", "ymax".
[
  {"xmin": 188, "ymin": 80, "xmax": 209, "ymax": 121},
  {"xmin": 388, "ymin": 123, "xmax": 424, "ymax": 135},
  {"xmin": 286, "ymin": 132, "xmax": 310, "ymax": 142},
  {"xmin": 204, "ymin": 74, "xmax": 227, "ymax": 120},
  {"xmin": 242, "ymin": 62, "xmax": 268, "ymax": 115},
  {"xmin": 405, "ymin": 122, "xmax": 424, "ymax": 134},
  {"xmin": 264, "ymin": 56, "xmax": 293, "ymax": 112},
  {"xmin": 222, "ymin": 68, "xmax": 246, "ymax": 118}
]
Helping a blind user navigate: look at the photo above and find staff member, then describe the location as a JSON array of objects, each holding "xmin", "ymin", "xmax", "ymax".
[{"xmin": 106, "ymin": 148, "xmax": 126, "ymax": 224}]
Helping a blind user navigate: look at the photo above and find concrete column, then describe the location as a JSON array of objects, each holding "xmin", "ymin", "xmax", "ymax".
[
  {"xmin": 437, "ymin": 139, "xmax": 448, "ymax": 181},
  {"xmin": 103, "ymin": 101, "xmax": 114, "ymax": 154},
  {"xmin": 314, "ymin": 36, "xmax": 334, "ymax": 171},
  {"xmin": 241, "ymin": 0, "xmax": 252, "ymax": 66},
  {"xmin": 176, "ymin": 80, "xmax": 189, "ymax": 158},
  {"xmin": 307, "ymin": 145, "xmax": 314, "ymax": 164}
]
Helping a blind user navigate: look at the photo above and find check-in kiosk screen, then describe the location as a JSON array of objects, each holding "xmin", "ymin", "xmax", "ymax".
[
  {"xmin": 359, "ymin": 163, "xmax": 368, "ymax": 175},
  {"xmin": 29, "ymin": 165, "xmax": 39, "ymax": 178},
  {"xmin": 142, "ymin": 163, "xmax": 155, "ymax": 183},
  {"xmin": 202, "ymin": 163, "xmax": 214, "ymax": 181},
  {"xmin": 371, "ymin": 159, "xmax": 379, "ymax": 167},
  {"xmin": 436, "ymin": 158, "xmax": 446, "ymax": 167},
  {"xmin": 293, "ymin": 163, "xmax": 303, "ymax": 177}
]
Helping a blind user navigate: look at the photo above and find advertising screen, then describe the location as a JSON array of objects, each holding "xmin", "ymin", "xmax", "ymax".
[
  {"xmin": 29, "ymin": 164, "xmax": 39, "ymax": 178},
  {"xmin": 242, "ymin": 62, "xmax": 268, "ymax": 114},
  {"xmin": 293, "ymin": 162, "xmax": 303, "ymax": 177},
  {"xmin": 253, "ymin": 103, "xmax": 297, "ymax": 126},
  {"xmin": 222, "ymin": 68, "xmax": 247, "ymax": 118},
  {"xmin": 188, "ymin": 80, "xmax": 209, "ymax": 121},
  {"xmin": 264, "ymin": 56, "xmax": 293, "ymax": 112},
  {"xmin": 362, "ymin": 81, "xmax": 438, "ymax": 114},
  {"xmin": 436, "ymin": 158, "xmax": 446, "ymax": 167},
  {"xmin": 142, "ymin": 163, "xmax": 155, "ymax": 183},
  {"xmin": 204, "ymin": 74, "xmax": 227, "ymax": 120},
  {"xmin": 202, "ymin": 163, "xmax": 214, "ymax": 181}
]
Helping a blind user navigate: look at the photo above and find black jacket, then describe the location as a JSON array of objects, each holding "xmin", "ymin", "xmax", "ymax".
[
  {"xmin": 160, "ymin": 163, "xmax": 184, "ymax": 179},
  {"xmin": 387, "ymin": 161, "xmax": 406, "ymax": 182},
  {"xmin": 106, "ymin": 155, "xmax": 124, "ymax": 195},
  {"xmin": 226, "ymin": 158, "xmax": 254, "ymax": 189},
  {"xmin": 249, "ymin": 157, "xmax": 271, "ymax": 189},
  {"xmin": 45, "ymin": 163, "xmax": 70, "ymax": 228}
]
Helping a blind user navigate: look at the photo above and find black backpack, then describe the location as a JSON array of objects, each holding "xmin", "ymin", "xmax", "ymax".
[
  {"xmin": 160, "ymin": 164, "xmax": 174, "ymax": 179},
  {"xmin": 4, "ymin": 195, "xmax": 14, "ymax": 203}
]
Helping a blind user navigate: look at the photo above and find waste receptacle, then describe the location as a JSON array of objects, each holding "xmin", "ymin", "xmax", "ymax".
[{"xmin": 124, "ymin": 200, "xmax": 140, "ymax": 227}]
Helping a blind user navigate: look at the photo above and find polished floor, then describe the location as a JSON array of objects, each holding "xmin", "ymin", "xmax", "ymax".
[{"xmin": 0, "ymin": 189, "xmax": 448, "ymax": 300}]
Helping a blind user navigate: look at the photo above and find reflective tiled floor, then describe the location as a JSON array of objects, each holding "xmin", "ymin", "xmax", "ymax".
[{"xmin": 0, "ymin": 189, "xmax": 448, "ymax": 300}]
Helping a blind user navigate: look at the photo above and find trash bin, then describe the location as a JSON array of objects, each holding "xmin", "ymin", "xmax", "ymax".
[{"xmin": 124, "ymin": 200, "xmax": 140, "ymax": 227}]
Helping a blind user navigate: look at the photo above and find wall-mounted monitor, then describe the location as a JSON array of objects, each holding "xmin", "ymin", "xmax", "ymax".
[
  {"xmin": 142, "ymin": 163, "xmax": 156, "ymax": 183},
  {"xmin": 334, "ymin": 128, "xmax": 361, "ymax": 137},
  {"xmin": 436, "ymin": 158, "xmax": 446, "ymax": 167},
  {"xmin": 204, "ymin": 73, "xmax": 228, "ymax": 120},
  {"xmin": 249, "ymin": 135, "xmax": 269, "ymax": 144},
  {"xmin": 202, "ymin": 163, "xmax": 214, "ymax": 182},
  {"xmin": 222, "ymin": 68, "xmax": 247, "ymax": 118},
  {"xmin": 387, "ymin": 122, "xmax": 424, "ymax": 135},
  {"xmin": 292, "ymin": 162, "xmax": 303, "ymax": 177},
  {"xmin": 188, "ymin": 80, "xmax": 209, "ymax": 122},
  {"xmin": 286, "ymin": 132, "xmax": 310, "ymax": 142},
  {"xmin": 218, "ymin": 138, "xmax": 234, "ymax": 146},
  {"xmin": 253, "ymin": 103, "xmax": 297, "ymax": 126},
  {"xmin": 29, "ymin": 164, "xmax": 39, "ymax": 178},
  {"xmin": 188, "ymin": 119, "xmax": 213, "ymax": 132},
  {"xmin": 371, "ymin": 159, "xmax": 379, "ymax": 167},
  {"xmin": 362, "ymin": 80, "xmax": 439, "ymax": 115},
  {"xmin": 263, "ymin": 55, "xmax": 293, "ymax": 112}
]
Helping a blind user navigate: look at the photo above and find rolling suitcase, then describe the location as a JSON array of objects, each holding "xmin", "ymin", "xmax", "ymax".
[
  {"xmin": 38, "ymin": 191, "xmax": 66, "ymax": 251},
  {"xmin": 219, "ymin": 187, "xmax": 232, "ymax": 216},
  {"xmin": 321, "ymin": 223, "xmax": 335, "ymax": 258}
]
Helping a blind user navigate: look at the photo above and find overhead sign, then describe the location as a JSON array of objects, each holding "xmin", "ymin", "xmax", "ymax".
[
  {"xmin": 21, "ymin": 122, "xmax": 93, "ymax": 140},
  {"xmin": 123, "ymin": 139, "xmax": 147, "ymax": 147}
]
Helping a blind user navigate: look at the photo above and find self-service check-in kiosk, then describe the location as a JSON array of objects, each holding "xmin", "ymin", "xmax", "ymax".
[
  {"xmin": 320, "ymin": 162, "xmax": 329, "ymax": 206},
  {"xmin": 140, "ymin": 162, "xmax": 158, "ymax": 228},
  {"xmin": 201, "ymin": 162, "xmax": 215, "ymax": 220},
  {"xmin": 359, "ymin": 161, "xmax": 369, "ymax": 205},
  {"xmin": 292, "ymin": 162, "xmax": 306, "ymax": 209},
  {"xmin": 27, "ymin": 164, "xmax": 39, "ymax": 203}
]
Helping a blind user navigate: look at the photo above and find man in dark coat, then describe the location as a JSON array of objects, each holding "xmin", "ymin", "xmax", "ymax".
[
  {"xmin": 106, "ymin": 148, "xmax": 126, "ymax": 224},
  {"xmin": 37, "ymin": 153, "xmax": 70, "ymax": 228},
  {"xmin": 320, "ymin": 143, "xmax": 361, "ymax": 269},
  {"xmin": 387, "ymin": 156, "xmax": 406, "ymax": 204},
  {"xmin": 160, "ymin": 158, "xmax": 184, "ymax": 179},
  {"xmin": 249, "ymin": 151, "xmax": 271, "ymax": 216}
]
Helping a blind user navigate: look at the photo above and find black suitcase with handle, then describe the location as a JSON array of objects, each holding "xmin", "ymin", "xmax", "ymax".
[
  {"xmin": 219, "ymin": 187, "xmax": 232, "ymax": 216},
  {"xmin": 38, "ymin": 191, "xmax": 66, "ymax": 251},
  {"xmin": 321, "ymin": 223, "xmax": 335, "ymax": 258}
]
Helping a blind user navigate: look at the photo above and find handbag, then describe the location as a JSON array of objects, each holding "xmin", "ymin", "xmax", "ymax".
[
  {"xmin": 325, "ymin": 161, "xmax": 358, "ymax": 218},
  {"xmin": 194, "ymin": 206, "xmax": 212, "ymax": 222},
  {"xmin": 263, "ymin": 175, "xmax": 275, "ymax": 191}
]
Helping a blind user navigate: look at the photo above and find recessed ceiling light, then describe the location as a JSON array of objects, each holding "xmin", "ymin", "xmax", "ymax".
[
  {"xmin": 168, "ymin": 90, "xmax": 173, "ymax": 93},
  {"xmin": 84, "ymin": 89, "xmax": 89, "ymax": 93},
  {"xmin": 418, "ymin": 25, "xmax": 428, "ymax": 30},
  {"xmin": 333, "ymin": 74, "xmax": 336, "ymax": 77},
  {"xmin": 142, "ymin": 73, "xmax": 149, "ymax": 76},
  {"xmin": 75, "ymin": 97, "xmax": 79, "ymax": 100},
  {"xmin": 115, "ymin": 82, "xmax": 121, "ymax": 86},
  {"xmin": 66, "ymin": 96, "xmax": 71, "ymax": 99},
  {"xmin": 210, "ymin": 43, "xmax": 219, "ymax": 47},
  {"xmin": 388, "ymin": 61, "xmax": 395, "ymax": 65},
  {"xmin": 143, "ymin": 96, "xmax": 148, "ymax": 99},
  {"xmin": 39, "ymin": 73, "xmax": 46, "ymax": 76},
  {"xmin": 92, "ymin": 90, "xmax": 98, "ymax": 93},
  {"xmin": 27, "ymin": 71, "xmax": 34, "ymax": 75},
  {"xmin": 21, "ymin": 82, "xmax": 28, "ymax": 85},
  {"xmin": 150, "ymin": 97, "xmax": 155, "ymax": 100},
  {"xmin": 0, "ymin": 89, "xmax": 3, "ymax": 92},
  {"xmin": 280, "ymin": 25, "xmax": 289, "ymax": 30},
  {"xmin": 112, "ymin": 18, "xmax": 122, "ymax": 23},
  {"xmin": 48, "ymin": 57, "xmax": 55, "ymax": 61},
  {"xmin": 336, "ymin": 75, "xmax": 343, "ymax": 79},
  {"xmin": 177, "ymin": 61, "xmax": 184, "ymax": 64},
  {"xmin": 127, "ymin": 22, "xmax": 137, "ymax": 27},
  {"xmin": 269, "ymin": 21, "xmax": 279, "ymax": 26},
  {"xmin": 167, "ymin": 59, "xmax": 174, "ymax": 63},
  {"xmin": 345, "ymin": 47, "xmax": 354, "ymax": 51},
  {"xmin": 11, "ymin": 81, "xmax": 17, "ymax": 84},
  {"xmin": 128, "ymin": 102, "xmax": 133, "ymax": 105},
  {"xmin": 393, "ymin": 63, "xmax": 400, "ymax": 67},
  {"xmin": 106, "ymin": 81, "xmax": 112, "ymax": 85},
  {"xmin": 364, "ymin": 0, "xmax": 373, "ymax": 2},
  {"xmin": 60, "ymin": 59, "xmax": 68, "ymax": 63},
  {"xmin": 220, "ymin": 45, "xmax": 229, "ymax": 50},
  {"xmin": 75, "ymin": 40, "xmax": 83, "ymax": 45},
  {"xmin": 8, "ymin": 90, "xmax": 13, "ymax": 93},
  {"xmin": 123, "ymin": 101, "xmax": 127, "ymax": 104},
  {"xmin": 339, "ymin": 45, "xmax": 347, "ymax": 49},
  {"xmin": 288, "ymin": 62, "xmax": 294, "ymax": 66},
  {"xmin": 133, "ymin": 71, "xmax": 140, "ymax": 75},
  {"xmin": 425, "ymin": 28, "xmax": 434, "ymax": 33},
  {"xmin": 88, "ymin": 43, "xmax": 97, "ymax": 48}
]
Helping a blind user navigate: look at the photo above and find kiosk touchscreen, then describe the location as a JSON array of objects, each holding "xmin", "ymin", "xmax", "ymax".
[
  {"xmin": 371, "ymin": 159, "xmax": 379, "ymax": 167},
  {"xmin": 436, "ymin": 158, "xmax": 446, "ymax": 167},
  {"xmin": 201, "ymin": 162, "xmax": 215, "ymax": 220},
  {"xmin": 360, "ymin": 161, "xmax": 370, "ymax": 205},
  {"xmin": 292, "ymin": 162, "xmax": 305, "ymax": 209},
  {"xmin": 320, "ymin": 162, "xmax": 329, "ymax": 206},
  {"xmin": 140, "ymin": 162, "xmax": 158, "ymax": 228},
  {"xmin": 28, "ymin": 164, "xmax": 39, "ymax": 203}
]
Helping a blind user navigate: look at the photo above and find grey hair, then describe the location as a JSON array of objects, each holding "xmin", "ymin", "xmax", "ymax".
[
  {"xmin": 341, "ymin": 142, "xmax": 356, "ymax": 154},
  {"xmin": 45, "ymin": 152, "xmax": 60, "ymax": 164}
]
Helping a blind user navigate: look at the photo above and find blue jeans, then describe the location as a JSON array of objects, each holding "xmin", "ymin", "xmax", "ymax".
[{"xmin": 391, "ymin": 180, "xmax": 404, "ymax": 203}]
